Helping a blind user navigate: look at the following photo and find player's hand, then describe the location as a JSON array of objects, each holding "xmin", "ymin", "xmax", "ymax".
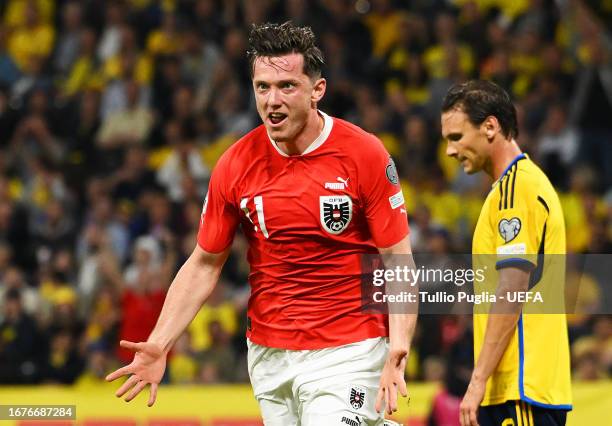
[
  {"xmin": 105, "ymin": 340, "xmax": 167, "ymax": 407},
  {"xmin": 460, "ymin": 377, "xmax": 485, "ymax": 426},
  {"xmin": 375, "ymin": 348, "xmax": 408, "ymax": 415}
]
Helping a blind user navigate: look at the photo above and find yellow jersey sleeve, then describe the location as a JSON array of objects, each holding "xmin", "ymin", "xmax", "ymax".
[{"xmin": 493, "ymin": 169, "xmax": 548, "ymax": 269}]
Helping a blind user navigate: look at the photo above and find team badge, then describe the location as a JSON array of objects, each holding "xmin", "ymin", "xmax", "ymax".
[
  {"xmin": 499, "ymin": 217, "xmax": 521, "ymax": 243},
  {"xmin": 348, "ymin": 385, "xmax": 366, "ymax": 410},
  {"xmin": 320, "ymin": 195, "xmax": 352, "ymax": 234},
  {"xmin": 386, "ymin": 157, "xmax": 399, "ymax": 185}
]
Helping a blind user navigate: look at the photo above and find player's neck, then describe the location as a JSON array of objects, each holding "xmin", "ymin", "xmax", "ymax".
[
  {"xmin": 277, "ymin": 110, "xmax": 324, "ymax": 155},
  {"xmin": 489, "ymin": 139, "xmax": 522, "ymax": 181}
]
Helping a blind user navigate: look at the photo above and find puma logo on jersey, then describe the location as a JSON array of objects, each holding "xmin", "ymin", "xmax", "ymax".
[
  {"xmin": 324, "ymin": 177, "xmax": 349, "ymax": 190},
  {"xmin": 341, "ymin": 416, "xmax": 362, "ymax": 426}
]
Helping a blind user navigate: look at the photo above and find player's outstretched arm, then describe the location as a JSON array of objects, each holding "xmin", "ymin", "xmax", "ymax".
[
  {"xmin": 105, "ymin": 244, "xmax": 230, "ymax": 406},
  {"xmin": 375, "ymin": 235, "xmax": 418, "ymax": 416}
]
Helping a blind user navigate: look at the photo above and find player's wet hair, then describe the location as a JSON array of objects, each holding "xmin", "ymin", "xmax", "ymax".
[
  {"xmin": 441, "ymin": 80, "xmax": 518, "ymax": 140},
  {"xmin": 247, "ymin": 21, "xmax": 325, "ymax": 80}
]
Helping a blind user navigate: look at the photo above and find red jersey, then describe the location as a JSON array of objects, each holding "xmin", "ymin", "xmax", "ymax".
[{"xmin": 197, "ymin": 112, "xmax": 409, "ymax": 349}]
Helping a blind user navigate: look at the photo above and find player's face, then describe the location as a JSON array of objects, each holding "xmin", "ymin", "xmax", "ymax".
[
  {"xmin": 252, "ymin": 53, "xmax": 325, "ymax": 143},
  {"xmin": 441, "ymin": 109, "xmax": 491, "ymax": 174}
]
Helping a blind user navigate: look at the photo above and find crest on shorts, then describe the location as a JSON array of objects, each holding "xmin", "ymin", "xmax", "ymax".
[
  {"xmin": 348, "ymin": 385, "xmax": 366, "ymax": 410},
  {"xmin": 498, "ymin": 217, "xmax": 521, "ymax": 243},
  {"xmin": 320, "ymin": 195, "xmax": 352, "ymax": 235}
]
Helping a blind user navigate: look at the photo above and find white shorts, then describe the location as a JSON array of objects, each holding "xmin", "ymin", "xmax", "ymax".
[{"xmin": 247, "ymin": 337, "xmax": 401, "ymax": 426}]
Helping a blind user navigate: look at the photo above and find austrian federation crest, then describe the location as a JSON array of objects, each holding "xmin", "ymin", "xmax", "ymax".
[
  {"xmin": 320, "ymin": 195, "xmax": 352, "ymax": 235},
  {"xmin": 348, "ymin": 385, "xmax": 366, "ymax": 410}
]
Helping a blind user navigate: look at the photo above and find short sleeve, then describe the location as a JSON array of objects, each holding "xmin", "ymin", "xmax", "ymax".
[
  {"xmin": 359, "ymin": 138, "xmax": 410, "ymax": 248},
  {"xmin": 494, "ymin": 174, "xmax": 548, "ymax": 270},
  {"xmin": 197, "ymin": 154, "xmax": 240, "ymax": 253}
]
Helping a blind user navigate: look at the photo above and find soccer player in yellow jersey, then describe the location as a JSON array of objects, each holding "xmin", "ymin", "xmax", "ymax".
[{"xmin": 440, "ymin": 81, "xmax": 571, "ymax": 426}]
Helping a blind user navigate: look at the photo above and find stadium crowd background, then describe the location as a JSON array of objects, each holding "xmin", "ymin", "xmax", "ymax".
[{"xmin": 0, "ymin": 0, "xmax": 610, "ymax": 411}]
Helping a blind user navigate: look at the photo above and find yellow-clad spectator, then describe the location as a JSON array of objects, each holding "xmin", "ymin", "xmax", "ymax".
[
  {"xmin": 423, "ymin": 13, "xmax": 474, "ymax": 80},
  {"xmin": 61, "ymin": 28, "xmax": 100, "ymax": 98},
  {"xmin": 200, "ymin": 133, "xmax": 239, "ymax": 169},
  {"xmin": 400, "ymin": 179, "xmax": 419, "ymax": 217},
  {"xmin": 188, "ymin": 284, "xmax": 237, "ymax": 352},
  {"xmin": 437, "ymin": 139, "xmax": 461, "ymax": 183},
  {"xmin": 146, "ymin": 12, "xmax": 182, "ymax": 56},
  {"xmin": 168, "ymin": 332, "xmax": 198, "ymax": 383},
  {"xmin": 419, "ymin": 170, "xmax": 463, "ymax": 234},
  {"xmin": 383, "ymin": 12, "xmax": 428, "ymax": 97},
  {"xmin": 40, "ymin": 280, "xmax": 77, "ymax": 307},
  {"xmin": 75, "ymin": 346, "xmax": 117, "ymax": 387},
  {"xmin": 360, "ymin": 106, "xmax": 402, "ymax": 157},
  {"xmin": 3, "ymin": 0, "xmax": 54, "ymax": 29},
  {"xmin": 363, "ymin": 0, "xmax": 409, "ymax": 58},
  {"xmin": 509, "ymin": 31, "xmax": 543, "ymax": 97},
  {"xmin": 102, "ymin": 26, "xmax": 153, "ymax": 85},
  {"xmin": 451, "ymin": 0, "xmax": 529, "ymax": 21},
  {"xmin": 560, "ymin": 167, "xmax": 608, "ymax": 253},
  {"xmin": 7, "ymin": 1, "xmax": 55, "ymax": 73}
]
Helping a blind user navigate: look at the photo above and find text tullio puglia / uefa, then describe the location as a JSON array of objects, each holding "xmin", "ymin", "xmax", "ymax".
[{"xmin": 372, "ymin": 291, "xmax": 544, "ymax": 304}]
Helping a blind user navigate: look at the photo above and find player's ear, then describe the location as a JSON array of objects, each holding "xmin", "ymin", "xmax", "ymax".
[
  {"xmin": 482, "ymin": 116, "xmax": 499, "ymax": 142},
  {"xmin": 311, "ymin": 78, "xmax": 326, "ymax": 105}
]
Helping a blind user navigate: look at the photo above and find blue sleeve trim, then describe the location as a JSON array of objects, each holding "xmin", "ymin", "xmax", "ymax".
[
  {"xmin": 518, "ymin": 314, "xmax": 525, "ymax": 400},
  {"xmin": 520, "ymin": 396, "xmax": 572, "ymax": 411},
  {"xmin": 495, "ymin": 257, "xmax": 535, "ymax": 270},
  {"xmin": 518, "ymin": 314, "xmax": 573, "ymax": 411}
]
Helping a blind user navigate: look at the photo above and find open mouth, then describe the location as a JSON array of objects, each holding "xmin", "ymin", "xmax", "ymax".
[{"xmin": 268, "ymin": 112, "xmax": 287, "ymax": 126}]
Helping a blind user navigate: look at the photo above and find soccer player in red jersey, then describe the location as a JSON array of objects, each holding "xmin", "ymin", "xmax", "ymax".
[{"xmin": 106, "ymin": 22, "xmax": 417, "ymax": 425}]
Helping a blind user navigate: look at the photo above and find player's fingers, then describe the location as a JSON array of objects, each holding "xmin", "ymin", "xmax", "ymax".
[
  {"xmin": 120, "ymin": 340, "xmax": 142, "ymax": 352},
  {"xmin": 148, "ymin": 383, "xmax": 158, "ymax": 407},
  {"xmin": 388, "ymin": 384, "xmax": 398, "ymax": 413},
  {"xmin": 124, "ymin": 379, "xmax": 147, "ymax": 402},
  {"xmin": 115, "ymin": 375, "xmax": 140, "ymax": 397},
  {"xmin": 375, "ymin": 386, "xmax": 384, "ymax": 413},
  {"xmin": 106, "ymin": 365, "xmax": 133, "ymax": 382},
  {"xmin": 469, "ymin": 406, "xmax": 479, "ymax": 426},
  {"xmin": 398, "ymin": 378, "xmax": 408, "ymax": 397},
  {"xmin": 459, "ymin": 405, "xmax": 467, "ymax": 426},
  {"xmin": 385, "ymin": 385, "xmax": 391, "ymax": 415}
]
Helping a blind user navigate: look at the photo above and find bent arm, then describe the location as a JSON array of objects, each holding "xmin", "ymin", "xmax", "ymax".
[{"xmin": 147, "ymin": 244, "xmax": 230, "ymax": 354}]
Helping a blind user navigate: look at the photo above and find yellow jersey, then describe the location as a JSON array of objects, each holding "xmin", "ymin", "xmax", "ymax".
[{"xmin": 472, "ymin": 153, "xmax": 572, "ymax": 409}]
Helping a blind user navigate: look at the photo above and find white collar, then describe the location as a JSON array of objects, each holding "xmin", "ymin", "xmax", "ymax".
[{"xmin": 267, "ymin": 110, "xmax": 333, "ymax": 157}]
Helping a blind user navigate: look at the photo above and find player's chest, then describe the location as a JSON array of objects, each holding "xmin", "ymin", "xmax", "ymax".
[
  {"xmin": 231, "ymin": 157, "xmax": 362, "ymax": 238},
  {"xmin": 473, "ymin": 192, "xmax": 498, "ymax": 254}
]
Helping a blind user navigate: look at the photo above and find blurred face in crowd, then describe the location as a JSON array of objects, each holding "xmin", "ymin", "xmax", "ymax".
[
  {"xmin": 252, "ymin": 53, "xmax": 325, "ymax": 143},
  {"xmin": 442, "ymin": 108, "xmax": 494, "ymax": 174}
]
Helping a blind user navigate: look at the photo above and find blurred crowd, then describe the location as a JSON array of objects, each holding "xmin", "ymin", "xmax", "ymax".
[{"xmin": 0, "ymin": 0, "xmax": 611, "ymax": 401}]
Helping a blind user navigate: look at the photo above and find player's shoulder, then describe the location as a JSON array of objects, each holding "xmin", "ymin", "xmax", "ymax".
[
  {"xmin": 499, "ymin": 154, "xmax": 557, "ymax": 209},
  {"xmin": 515, "ymin": 155, "xmax": 556, "ymax": 193},
  {"xmin": 330, "ymin": 116, "xmax": 389, "ymax": 158},
  {"xmin": 214, "ymin": 125, "xmax": 268, "ymax": 171}
]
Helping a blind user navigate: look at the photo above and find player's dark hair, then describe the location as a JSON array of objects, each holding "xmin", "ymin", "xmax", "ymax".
[
  {"xmin": 441, "ymin": 80, "xmax": 518, "ymax": 140},
  {"xmin": 247, "ymin": 21, "xmax": 325, "ymax": 80}
]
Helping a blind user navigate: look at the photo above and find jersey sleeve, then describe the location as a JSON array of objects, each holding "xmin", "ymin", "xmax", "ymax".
[
  {"xmin": 494, "ymin": 171, "xmax": 548, "ymax": 270},
  {"xmin": 359, "ymin": 138, "xmax": 410, "ymax": 248},
  {"xmin": 197, "ymin": 153, "xmax": 240, "ymax": 253}
]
